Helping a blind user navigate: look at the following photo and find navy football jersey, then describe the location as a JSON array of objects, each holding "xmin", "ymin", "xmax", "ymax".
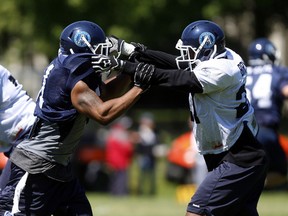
[
  {"xmin": 11, "ymin": 53, "xmax": 102, "ymax": 172},
  {"xmin": 35, "ymin": 53, "xmax": 101, "ymax": 122},
  {"xmin": 246, "ymin": 64, "xmax": 288, "ymax": 128}
]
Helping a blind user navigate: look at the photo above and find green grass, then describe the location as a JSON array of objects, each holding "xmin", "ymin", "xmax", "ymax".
[
  {"xmin": 87, "ymin": 191, "xmax": 288, "ymax": 216},
  {"xmin": 86, "ymin": 159, "xmax": 288, "ymax": 216}
]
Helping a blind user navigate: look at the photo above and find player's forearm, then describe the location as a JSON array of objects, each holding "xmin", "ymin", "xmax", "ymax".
[
  {"xmin": 91, "ymin": 86, "xmax": 142, "ymax": 125},
  {"xmin": 151, "ymin": 68, "xmax": 203, "ymax": 93},
  {"xmin": 102, "ymin": 73, "xmax": 133, "ymax": 100}
]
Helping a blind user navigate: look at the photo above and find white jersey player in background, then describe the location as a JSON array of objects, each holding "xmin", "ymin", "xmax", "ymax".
[{"xmin": 0, "ymin": 64, "xmax": 36, "ymax": 191}]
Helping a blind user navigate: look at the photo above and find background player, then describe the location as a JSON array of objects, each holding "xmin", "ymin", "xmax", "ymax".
[{"xmin": 246, "ymin": 38, "xmax": 288, "ymax": 190}]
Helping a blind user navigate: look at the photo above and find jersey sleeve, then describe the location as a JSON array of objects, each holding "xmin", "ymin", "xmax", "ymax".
[
  {"xmin": 151, "ymin": 68, "xmax": 203, "ymax": 93},
  {"xmin": 193, "ymin": 60, "xmax": 233, "ymax": 94},
  {"xmin": 136, "ymin": 49, "xmax": 179, "ymax": 69}
]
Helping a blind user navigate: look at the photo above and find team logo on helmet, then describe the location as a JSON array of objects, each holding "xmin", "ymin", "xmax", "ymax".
[
  {"xmin": 74, "ymin": 31, "xmax": 91, "ymax": 47},
  {"xmin": 199, "ymin": 32, "xmax": 215, "ymax": 49}
]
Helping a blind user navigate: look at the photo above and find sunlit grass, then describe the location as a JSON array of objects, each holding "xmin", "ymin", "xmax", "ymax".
[
  {"xmin": 87, "ymin": 158, "xmax": 288, "ymax": 216},
  {"xmin": 87, "ymin": 190, "xmax": 288, "ymax": 216}
]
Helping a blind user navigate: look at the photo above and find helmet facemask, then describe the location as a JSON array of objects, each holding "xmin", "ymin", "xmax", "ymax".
[{"xmin": 175, "ymin": 35, "xmax": 216, "ymax": 71}]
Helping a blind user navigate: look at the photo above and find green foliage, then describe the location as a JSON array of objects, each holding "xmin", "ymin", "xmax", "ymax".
[{"xmin": 1, "ymin": 0, "xmax": 288, "ymax": 61}]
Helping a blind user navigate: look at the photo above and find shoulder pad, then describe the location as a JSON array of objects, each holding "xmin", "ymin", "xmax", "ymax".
[{"xmin": 63, "ymin": 53, "xmax": 95, "ymax": 74}]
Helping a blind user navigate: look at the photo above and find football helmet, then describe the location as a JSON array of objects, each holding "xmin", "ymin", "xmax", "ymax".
[
  {"xmin": 175, "ymin": 20, "xmax": 226, "ymax": 70},
  {"xmin": 59, "ymin": 20, "xmax": 111, "ymax": 55},
  {"xmin": 248, "ymin": 38, "xmax": 279, "ymax": 65}
]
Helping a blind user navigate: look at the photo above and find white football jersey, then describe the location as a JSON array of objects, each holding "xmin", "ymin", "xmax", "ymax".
[
  {"xmin": 190, "ymin": 48, "xmax": 258, "ymax": 155},
  {"xmin": 0, "ymin": 65, "xmax": 36, "ymax": 152}
]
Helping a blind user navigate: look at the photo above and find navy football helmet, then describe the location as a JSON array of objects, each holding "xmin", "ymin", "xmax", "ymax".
[
  {"xmin": 60, "ymin": 20, "xmax": 111, "ymax": 55},
  {"xmin": 176, "ymin": 20, "xmax": 226, "ymax": 70},
  {"xmin": 248, "ymin": 38, "xmax": 279, "ymax": 65}
]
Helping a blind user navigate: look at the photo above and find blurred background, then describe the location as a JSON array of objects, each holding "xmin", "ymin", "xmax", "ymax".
[{"xmin": 0, "ymin": 0, "xmax": 288, "ymax": 215}]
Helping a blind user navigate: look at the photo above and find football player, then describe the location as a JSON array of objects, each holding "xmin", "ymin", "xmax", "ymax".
[
  {"xmin": 111, "ymin": 20, "xmax": 268, "ymax": 216},
  {"xmin": 0, "ymin": 20, "xmax": 153, "ymax": 215},
  {"xmin": 246, "ymin": 38, "xmax": 288, "ymax": 190}
]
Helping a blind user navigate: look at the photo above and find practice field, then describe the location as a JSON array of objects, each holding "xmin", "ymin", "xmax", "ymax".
[
  {"xmin": 86, "ymin": 158, "xmax": 288, "ymax": 216},
  {"xmin": 87, "ymin": 191, "xmax": 288, "ymax": 216}
]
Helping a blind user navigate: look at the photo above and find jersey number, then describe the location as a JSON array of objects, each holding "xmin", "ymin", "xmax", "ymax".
[
  {"xmin": 235, "ymin": 84, "xmax": 249, "ymax": 118},
  {"xmin": 8, "ymin": 75, "xmax": 18, "ymax": 87},
  {"xmin": 246, "ymin": 73, "xmax": 272, "ymax": 108}
]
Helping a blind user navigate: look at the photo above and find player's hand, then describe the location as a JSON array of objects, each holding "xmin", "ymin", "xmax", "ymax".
[
  {"xmin": 131, "ymin": 42, "xmax": 147, "ymax": 52},
  {"xmin": 91, "ymin": 55, "xmax": 125, "ymax": 72},
  {"xmin": 134, "ymin": 63, "xmax": 154, "ymax": 91},
  {"xmin": 108, "ymin": 35, "xmax": 135, "ymax": 58},
  {"xmin": 108, "ymin": 35, "xmax": 124, "ymax": 57},
  {"xmin": 128, "ymin": 42, "xmax": 147, "ymax": 62}
]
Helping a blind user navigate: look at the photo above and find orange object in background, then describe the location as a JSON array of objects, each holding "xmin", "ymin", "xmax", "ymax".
[
  {"xmin": 0, "ymin": 152, "xmax": 8, "ymax": 169},
  {"xmin": 279, "ymin": 134, "xmax": 288, "ymax": 157},
  {"xmin": 167, "ymin": 132, "xmax": 197, "ymax": 169}
]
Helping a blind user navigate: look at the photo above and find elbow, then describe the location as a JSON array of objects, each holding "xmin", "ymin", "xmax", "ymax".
[
  {"xmin": 95, "ymin": 116, "xmax": 112, "ymax": 126},
  {"xmin": 92, "ymin": 111, "xmax": 115, "ymax": 126}
]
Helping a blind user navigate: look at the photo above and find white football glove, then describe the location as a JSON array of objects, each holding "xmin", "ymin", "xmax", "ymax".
[
  {"xmin": 108, "ymin": 35, "xmax": 136, "ymax": 57},
  {"xmin": 91, "ymin": 55, "xmax": 124, "ymax": 73}
]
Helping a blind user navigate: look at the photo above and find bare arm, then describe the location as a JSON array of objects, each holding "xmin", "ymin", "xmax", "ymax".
[
  {"xmin": 101, "ymin": 73, "xmax": 132, "ymax": 100},
  {"xmin": 282, "ymin": 85, "xmax": 288, "ymax": 98},
  {"xmin": 71, "ymin": 80, "xmax": 142, "ymax": 125}
]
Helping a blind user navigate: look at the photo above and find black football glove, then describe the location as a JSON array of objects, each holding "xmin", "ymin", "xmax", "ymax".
[
  {"xmin": 128, "ymin": 42, "xmax": 147, "ymax": 62},
  {"xmin": 134, "ymin": 63, "xmax": 155, "ymax": 91},
  {"xmin": 91, "ymin": 55, "xmax": 125, "ymax": 73}
]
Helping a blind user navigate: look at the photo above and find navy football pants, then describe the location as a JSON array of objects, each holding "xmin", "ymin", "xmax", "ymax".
[{"xmin": 0, "ymin": 163, "xmax": 92, "ymax": 216}]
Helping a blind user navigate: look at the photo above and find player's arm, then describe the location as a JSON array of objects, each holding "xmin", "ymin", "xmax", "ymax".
[
  {"xmin": 108, "ymin": 36, "xmax": 186, "ymax": 69},
  {"xmin": 133, "ymin": 49, "xmax": 179, "ymax": 69},
  {"xmin": 151, "ymin": 67, "xmax": 203, "ymax": 93},
  {"xmin": 121, "ymin": 61, "xmax": 203, "ymax": 93},
  {"xmin": 71, "ymin": 61, "xmax": 154, "ymax": 125},
  {"xmin": 279, "ymin": 67, "xmax": 288, "ymax": 98},
  {"xmin": 71, "ymin": 80, "xmax": 142, "ymax": 125},
  {"xmin": 101, "ymin": 73, "xmax": 133, "ymax": 101},
  {"xmin": 281, "ymin": 85, "xmax": 288, "ymax": 98}
]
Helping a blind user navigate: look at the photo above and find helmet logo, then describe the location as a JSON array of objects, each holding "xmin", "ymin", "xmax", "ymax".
[
  {"xmin": 74, "ymin": 31, "xmax": 91, "ymax": 47},
  {"xmin": 199, "ymin": 32, "xmax": 215, "ymax": 48}
]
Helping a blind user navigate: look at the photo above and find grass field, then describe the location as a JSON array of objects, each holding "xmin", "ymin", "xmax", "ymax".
[
  {"xmin": 85, "ymin": 158, "xmax": 288, "ymax": 216},
  {"xmin": 87, "ymin": 190, "xmax": 288, "ymax": 216}
]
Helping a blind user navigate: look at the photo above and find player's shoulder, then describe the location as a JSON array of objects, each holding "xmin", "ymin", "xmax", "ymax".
[
  {"xmin": 61, "ymin": 53, "xmax": 94, "ymax": 74},
  {"xmin": 63, "ymin": 53, "xmax": 94, "ymax": 64},
  {"xmin": 0, "ymin": 64, "xmax": 11, "ymax": 77}
]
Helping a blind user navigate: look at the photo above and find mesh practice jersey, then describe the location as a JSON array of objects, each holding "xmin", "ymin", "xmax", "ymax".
[
  {"xmin": 0, "ymin": 65, "xmax": 36, "ymax": 152},
  {"xmin": 134, "ymin": 48, "xmax": 258, "ymax": 155},
  {"xmin": 190, "ymin": 48, "xmax": 257, "ymax": 154}
]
